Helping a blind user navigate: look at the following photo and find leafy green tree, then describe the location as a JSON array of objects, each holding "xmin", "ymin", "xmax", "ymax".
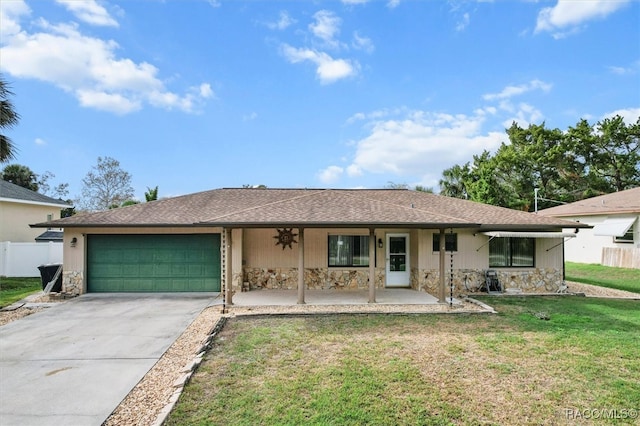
[
  {"xmin": 1, "ymin": 164, "xmax": 38, "ymax": 191},
  {"xmin": 439, "ymin": 164, "xmax": 470, "ymax": 199},
  {"xmin": 568, "ymin": 115, "xmax": 640, "ymax": 192},
  {"xmin": 79, "ymin": 156, "xmax": 134, "ymax": 211},
  {"xmin": 496, "ymin": 122, "xmax": 569, "ymax": 210},
  {"xmin": 463, "ymin": 150, "xmax": 517, "ymax": 208},
  {"xmin": 439, "ymin": 116, "xmax": 639, "ymax": 210},
  {"xmin": 0, "ymin": 75, "xmax": 20, "ymax": 163},
  {"xmin": 145, "ymin": 186, "xmax": 158, "ymax": 202},
  {"xmin": 414, "ymin": 185, "xmax": 434, "ymax": 193}
]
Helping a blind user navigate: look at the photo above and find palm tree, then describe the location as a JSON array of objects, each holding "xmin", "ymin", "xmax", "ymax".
[
  {"xmin": 0, "ymin": 75, "xmax": 20, "ymax": 163},
  {"xmin": 145, "ymin": 186, "xmax": 159, "ymax": 202}
]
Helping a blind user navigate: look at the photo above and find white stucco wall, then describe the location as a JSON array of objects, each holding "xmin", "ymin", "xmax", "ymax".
[{"xmin": 557, "ymin": 214, "xmax": 639, "ymax": 264}]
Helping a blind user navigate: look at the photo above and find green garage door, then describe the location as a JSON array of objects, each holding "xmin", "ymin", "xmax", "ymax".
[{"xmin": 87, "ymin": 234, "xmax": 221, "ymax": 292}]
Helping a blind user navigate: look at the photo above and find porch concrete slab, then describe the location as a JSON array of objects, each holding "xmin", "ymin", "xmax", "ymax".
[
  {"xmin": 232, "ymin": 288, "xmax": 441, "ymax": 306},
  {"xmin": 0, "ymin": 293, "xmax": 218, "ymax": 426}
]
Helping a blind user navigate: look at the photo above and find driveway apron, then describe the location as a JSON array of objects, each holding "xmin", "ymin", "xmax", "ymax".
[{"xmin": 0, "ymin": 293, "xmax": 217, "ymax": 426}]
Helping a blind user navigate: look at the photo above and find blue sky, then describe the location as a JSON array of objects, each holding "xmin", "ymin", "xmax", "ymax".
[{"xmin": 1, "ymin": 0, "xmax": 639, "ymax": 202}]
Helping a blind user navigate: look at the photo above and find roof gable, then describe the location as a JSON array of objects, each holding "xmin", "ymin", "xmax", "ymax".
[{"xmin": 35, "ymin": 187, "xmax": 580, "ymax": 230}]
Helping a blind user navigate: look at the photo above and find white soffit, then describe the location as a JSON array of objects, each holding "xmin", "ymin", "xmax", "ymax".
[
  {"xmin": 482, "ymin": 231, "xmax": 577, "ymax": 238},
  {"xmin": 592, "ymin": 216, "xmax": 637, "ymax": 237}
]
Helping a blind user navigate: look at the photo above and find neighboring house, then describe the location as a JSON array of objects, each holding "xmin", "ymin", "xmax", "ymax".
[
  {"xmin": 33, "ymin": 188, "xmax": 586, "ymax": 302},
  {"xmin": 538, "ymin": 187, "xmax": 640, "ymax": 269},
  {"xmin": 0, "ymin": 180, "xmax": 72, "ymax": 242}
]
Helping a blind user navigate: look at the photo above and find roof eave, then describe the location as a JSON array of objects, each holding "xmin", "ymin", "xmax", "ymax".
[
  {"xmin": 197, "ymin": 221, "xmax": 480, "ymax": 229},
  {"xmin": 2, "ymin": 197, "xmax": 73, "ymax": 208},
  {"xmin": 30, "ymin": 222, "xmax": 209, "ymax": 229}
]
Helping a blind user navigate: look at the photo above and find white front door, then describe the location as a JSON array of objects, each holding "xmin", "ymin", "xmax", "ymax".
[{"xmin": 386, "ymin": 233, "xmax": 410, "ymax": 287}]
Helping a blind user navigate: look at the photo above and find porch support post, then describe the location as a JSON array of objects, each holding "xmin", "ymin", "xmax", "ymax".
[
  {"xmin": 297, "ymin": 227, "xmax": 305, "ymax": 304},
  {"xmin": 368, "ymin": 228, "xmax": 376, "ymax": 303},
  {"xmin": 438, "ymin": 228, "xmax": 446, "ymax": 303},
  {"xmin": 225, "ymin": 228, "xmax": 233, "ymax": 306}
]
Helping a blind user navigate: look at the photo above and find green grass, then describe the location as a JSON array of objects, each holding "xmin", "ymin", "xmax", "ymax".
[
  {"xmin": 566, "ymin": 262, "xmax": 640, "ymax": 293},
  {"xmin": 166, "ymin": 297, "xmax": 640, "ymax": 425},
  {"xmin": 0, "ymin": 277, "xmax": 42, "ymax": 308}
]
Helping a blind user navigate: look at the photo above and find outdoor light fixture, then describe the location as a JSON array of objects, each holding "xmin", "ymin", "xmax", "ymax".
[
  {"xmin": 70, "ymin": 237, "xmax": 78, "ymax": 248},
  {"xmin": 378, "ymin": 238, "xmax": 383, "ymax": 248}
]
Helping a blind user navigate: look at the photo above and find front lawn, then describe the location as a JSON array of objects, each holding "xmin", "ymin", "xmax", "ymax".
[
  {"xmin": 167, "ymin": 296, "xmax": 640, "ymax": 425},
  {"xmin": 565, "ymin": 262, "xmax": 640, "ymax": 294},
  {"xmin": 0, "ymin": 277, "xmax": 42, "ymax": 308}
]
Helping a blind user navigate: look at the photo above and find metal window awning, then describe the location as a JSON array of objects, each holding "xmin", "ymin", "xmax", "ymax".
[
  {"xmin": 481, "ymin": 231, "xmax": 577, "ymax": 238},
  {"xmin": 592, "ymin": 217, "xmax": 636, "ymax": 237}
]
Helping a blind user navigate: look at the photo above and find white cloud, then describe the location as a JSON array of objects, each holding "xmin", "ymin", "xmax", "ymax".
[
  {"xmin": 281, "ymin": 44, "xmax": 359, "ymax": 84},
  {"xmin": 535, "ymin": 0, "xmax": 630, "ymax": 37},
  {"xmin": 198, "ymin": 83, "xmax": 214, "ymax": 98},
  {"xmin": 603, "ymin": 107, "xmax": 640, "ymax": 124},
  {"xmin": 342, "ymin": 111, "xmax": 504, "ymax": 187},
  {"xmin": 456, "ymin": 12, "xmax": 470, "ymax": 32},
  {"xmin": 55, "ymin": 0, "xmax": 118, "ymax": 27},
  {"xmin": 267, "ymin": 11, "xmax": 295, "ymax": 30},
  {"xmin": 346, "ymin": 164, "xmax": 362, "ymax": 177},
  {"xmin": 330, "ymin": 85, "xmax": 555, "ymax": 187},
  {"xmin": 387, "ymin": 0, "xmax": 401, "ymax": 9},
  {"xmin": 0, "ymin": 0, "xmax": 30, "ymax": 38},
  {"xmin": 0, "ymin": 13, "xmax": 212, "ymax": 114},
  {"xmin": 483, "ymin": 79, "xmax": 552, "ymax": 101},
  {"xmin": 346, "ymin": 107, "xmax": 407, "ymax": 125},
  {"xmin": 309, "ymin": 10, "xmax": 342, "ymax": 48},
  {"xmin": 342, "ymin": 0, "xmax": 370, "ymax": 5},
  {"xmin": 608, "ymin": 60, "xmax": 640, "ymax": 75},
  {"xmin": 243, "ymin": 112, "xmax": 258, "ymax": 121},
  {"xmin": 609, "ymin": 66, "xmax": 630, "ymax": 75},
  {"xmin": 352, "ymin": 32, "xmax": 374, "ymax": 53},
  {"xmin": 35, "ymin": 137, "xmax": 47, "ymax": 146},
  {"xmin": 500, "ymin": 103, "xmax": 544, "ymax": 128},
  {"xmin": 317, "ymin": 165, "xmax": 344, "ymax": 184},
  {"xmin": 77, "ymin": 89, "xmax": 141, "ymax": 114}
]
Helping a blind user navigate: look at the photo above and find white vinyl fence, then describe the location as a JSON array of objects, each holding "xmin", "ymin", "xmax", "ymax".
[{"xmin": 0, "ymin": 241, "xmax": 63, "ymax": 277}]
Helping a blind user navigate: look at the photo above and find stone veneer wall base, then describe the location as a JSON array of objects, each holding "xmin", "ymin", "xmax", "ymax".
[{"xmin": 62, "ymin": 271, "xmax": 83, "ymax": 295}]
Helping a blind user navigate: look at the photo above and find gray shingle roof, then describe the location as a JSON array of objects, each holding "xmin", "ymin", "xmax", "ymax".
[
  {"xmin": 0, "ymin": 180, "xmax": 72, "ymax": 207},
  {"xmin": 537, "ymin": 187, "xmax": 640, "ymax": 217},
  {"xmin": 33, "ymin": 188, "xmax": 582, "ymax": 230}
]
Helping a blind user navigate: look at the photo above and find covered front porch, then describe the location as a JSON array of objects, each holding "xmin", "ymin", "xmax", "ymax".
[
  {"xmin": 232, "ymin": 288, "xmax": 442, "ymax": 306},
  {"xmin": 221, "ymin": 227, "xmax": 461, "ymax": 306},
  {"xmin": 220, "ymin": 288, "xmax": 494, "ymax": 315}
]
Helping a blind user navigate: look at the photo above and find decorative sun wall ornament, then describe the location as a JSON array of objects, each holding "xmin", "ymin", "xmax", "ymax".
[{"xmin": 274, "ymin": 228, "xmax": 298, "ymax": 250}]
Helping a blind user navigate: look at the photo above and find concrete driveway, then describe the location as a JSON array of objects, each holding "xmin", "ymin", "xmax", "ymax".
[{"xmin": 0, "ymin": 293, "xmax": 219, "ymax": 426}]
